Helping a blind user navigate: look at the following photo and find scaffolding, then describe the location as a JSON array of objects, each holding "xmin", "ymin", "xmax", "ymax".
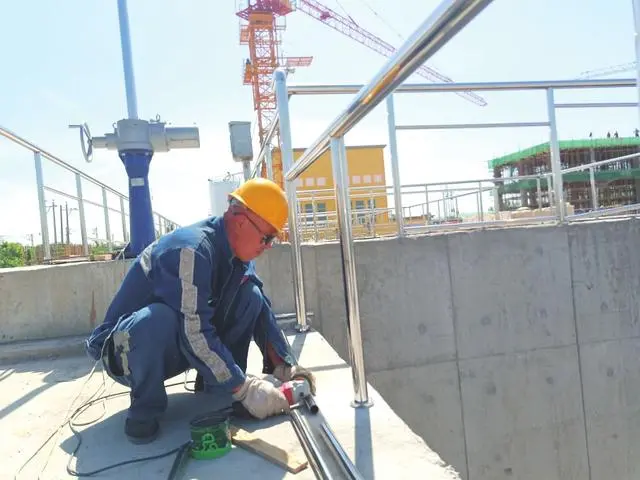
[{"xmin": 490, "ymin": 136, "xmax": 640, "ymax": 212}]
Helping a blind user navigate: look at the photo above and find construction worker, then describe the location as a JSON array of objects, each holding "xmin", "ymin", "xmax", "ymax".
[{"xmin": 84, "ymin": 178, "xmax": 316, "ymax": 444}]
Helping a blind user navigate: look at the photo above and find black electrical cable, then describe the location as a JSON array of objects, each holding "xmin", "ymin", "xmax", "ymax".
[
  {"xmin": 18, "ymin": 327, "xmax": 304, "ymax": 479},
  {"xmin": 64, "ymin": 381, "xmax": 196, "ymax": 477}
]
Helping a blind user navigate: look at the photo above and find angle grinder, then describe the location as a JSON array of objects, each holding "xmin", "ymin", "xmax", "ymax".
[{"xmin": 232, "ymin": 378, "xmax": 318, "ymax": 419}]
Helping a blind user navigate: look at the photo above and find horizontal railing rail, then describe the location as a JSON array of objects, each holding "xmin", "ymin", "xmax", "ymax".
[{"xmin": 0, "ymin": 125, "xmax": 179, "ymax": 262}]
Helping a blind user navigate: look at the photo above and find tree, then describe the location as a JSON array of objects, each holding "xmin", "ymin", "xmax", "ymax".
[{"xmin": 0, "ymin": 242, "xmax": 25, "ymax": 268}]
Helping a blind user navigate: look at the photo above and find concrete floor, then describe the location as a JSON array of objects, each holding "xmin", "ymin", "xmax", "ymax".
[{"xmin": 1, "ymin": 329, "xmax": 460, "ymax": 479}]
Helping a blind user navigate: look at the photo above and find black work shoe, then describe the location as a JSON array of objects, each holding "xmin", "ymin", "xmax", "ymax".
[
  {"xmin": 125, "ymin": 418, "xmax": 160, "ymax": 444},
  {"xmin": 194, "ymin": 373, "xmax": 204, "ymax": 393}
]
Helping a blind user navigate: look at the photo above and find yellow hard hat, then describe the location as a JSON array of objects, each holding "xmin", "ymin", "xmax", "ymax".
[{"xmin": 229, "ymin": 178, "xmax": 289, "ymax": 232}]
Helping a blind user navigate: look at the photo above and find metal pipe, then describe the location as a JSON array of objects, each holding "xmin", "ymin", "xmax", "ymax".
[
  {"xmin": 567, "ymin": 202, "xmax": 640, "ymax": 220},
  {"xmin": 102, "ymin": 187, "xmax": 112, "ymax": 248},
  {"xmin": 284, "ymin": 0, "xmax": 495, "ymax": 182},
  {"xmin": 633, "ymin": 0, "xmax": 640, "ymax": 127},
  {"xmin": 1, "ymin": 126, "xmax": 178, "ymax": 227},
  {"xmin": 33, "ymin": 152, "xmax": 51, "ymax": 262},
  {"xmin": 404, "ymin": 215, "xmax": 558, "ymax": 232},
  {"xmin": 290, "ymin": 410, "xmax": 332, "ymax": 480},
  {"xmin": 546, "ymin": 88, "xmax": 565, "ymax": 222},
  {"xmin": 330, "ymin": 136, "xmax": 371, "ymax": 407},
  {"xmin": 0, "ymin": 126, "xmax": 125, "ymax": 198},
  {"xmin": 251, "ymin": 113, "xmax": 280, "ymax": 178},
  {"xmin": 75, "ymin": 173, "xmax": 89, "ymax": 256},
  {"xmin": 44, "ymin": 186, "xmax": 125, "ymax": 214},
  {"xmin": 242, "ymin": 160, "xmax": 251, "ymax": 181},
  {"xmin": 589, "ymin": 167, "xmax": 598, "ymax": 210},
  {"xmin": 287, "ymin": 78, "xmax": 636, "ymax": 96},
  {"xmin": 396, "ymin": 121, "xmax": 549, "ymax": 130},
  {"xmin": 320, "ymin": 422, "xmax": 364, "ymax": 480},
  {"xmin": 120, "ymin": 197, "xmax": 129, "ymax": 243},
  {"xmin": 555, "ymin": 102, "xmax": 639, "ymax": 108},
  {"xmin": 116, "ymin": 0, "xmax": 139, "ymax": 119},
  {"xmin": 274, "ymin": 69, "xmax": 309, "ymax": 332},
  {"xmin": 386, "ymin": 95, "xmax": 404, "ymax": 236}
]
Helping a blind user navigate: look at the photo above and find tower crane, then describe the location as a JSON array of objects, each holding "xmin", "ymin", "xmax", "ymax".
[{"xmin": 236, "ymin": 0, "xmax": 487, "ymax": 185}]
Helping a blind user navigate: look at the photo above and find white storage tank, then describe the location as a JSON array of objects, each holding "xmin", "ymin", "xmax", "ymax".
[{"xmin": 208, "ymin": 175, "xmax": 241, "ymax": 217}]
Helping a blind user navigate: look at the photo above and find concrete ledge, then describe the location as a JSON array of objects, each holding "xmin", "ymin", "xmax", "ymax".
[{"xmin": 0, "ymin": 335, "xmax": 86, "ymax": 365}]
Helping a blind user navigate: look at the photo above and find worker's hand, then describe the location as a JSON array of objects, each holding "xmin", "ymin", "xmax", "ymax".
[
  {"xmin": 273, "ymin": 364, "xmax": 317, "ymax": 396},
  {"xmin": 232, "ymin": 375, "xmax": 291, "ymax": 420}
]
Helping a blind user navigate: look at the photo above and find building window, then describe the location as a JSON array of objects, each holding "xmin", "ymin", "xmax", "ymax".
[
  {"xmin": 374, "ymin": 174, "xmax": 383, "ymax": 183},
  {"xmin": 352, "ymin": 175, "xmax": 361, "ymax": 185},
  {"xmin": 363, "ymin": 174, "xmax": 372, "ymax": 184},
  {"xmin": 305, "ymin": 178, "xmax": 315, "ymax": 187},
  {"xmin": 355, "ymin": 199, "xmax": 366, "ymax": 224},
  {"xmin": 316, "ymin": 202, "xmax": 327, "ymax": 223},
  {"xmin": 316, "ymin": 177, "xmax": 326, "ymax": 187},
  {"xmin": 304, "ymin": 203, "xmax": 313, "ymax": 222}
]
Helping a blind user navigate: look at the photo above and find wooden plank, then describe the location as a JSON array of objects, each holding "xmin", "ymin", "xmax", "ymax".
[{"xmin": 230, "ymin": 425, "xmax": 308, "ymax": 474}]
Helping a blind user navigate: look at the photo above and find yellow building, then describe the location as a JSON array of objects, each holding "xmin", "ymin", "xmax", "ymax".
[{"xmin": 271, "ymin": 145, "xmax": 392, "ymax": 240}]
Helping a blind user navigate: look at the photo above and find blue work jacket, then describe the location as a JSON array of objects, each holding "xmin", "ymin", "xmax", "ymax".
[{"xmin": 85, "ymin": 216, "xmax": 293, "ymax": 391}]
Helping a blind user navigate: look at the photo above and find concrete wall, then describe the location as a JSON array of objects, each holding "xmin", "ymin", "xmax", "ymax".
[
  {"xmin": 2, "ymin": 218, "xmax": 640, "ymax": 479},
  {"xmin": 255, "ymin": 218, "xmax": 640, "ymax": 480},
  {"xmin": 0, "ymin": 260, "xmax": 130, "ymax": 343}
]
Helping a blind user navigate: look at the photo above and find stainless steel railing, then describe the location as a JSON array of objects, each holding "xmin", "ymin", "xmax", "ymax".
[
  {"xmin": 276, "ymin": 0, "xmax": 497, "ymax": 408},
  {"xmin": 0, "ymin": 125, "xmax": 179, "ymax": 263},
  {"xmin": 254, "ymin": 0, "xmax": 640, "ymax": 407}
]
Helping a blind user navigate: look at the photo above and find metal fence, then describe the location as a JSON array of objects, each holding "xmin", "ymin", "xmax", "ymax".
[
  {"xmin": 0, "ymin": 126, "xmax": 179, "ymax": 264},
  {"xmin": 250, "ymin": 0, "xmax": 640, "ymax": 407}
]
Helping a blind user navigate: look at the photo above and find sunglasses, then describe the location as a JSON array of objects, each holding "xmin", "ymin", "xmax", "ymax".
[{"xmin": 237, "ymin": 212, "xmax": 276, "ymax": 245}]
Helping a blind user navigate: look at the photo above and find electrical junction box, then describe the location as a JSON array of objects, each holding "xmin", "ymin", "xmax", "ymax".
[{"xmin": 228, "ymin": 121, "xmax": 253, "ymax": 163}]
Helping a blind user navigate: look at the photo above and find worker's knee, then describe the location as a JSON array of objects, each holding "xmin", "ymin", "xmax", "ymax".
[{"xmin": 108, "ymin": 303, "xmax": 180, "ymax": 375}]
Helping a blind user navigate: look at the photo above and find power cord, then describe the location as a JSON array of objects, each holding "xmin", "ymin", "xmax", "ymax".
[{"xmin": 13, "ymin": 358, "xmax": 204, "ymax": 479}]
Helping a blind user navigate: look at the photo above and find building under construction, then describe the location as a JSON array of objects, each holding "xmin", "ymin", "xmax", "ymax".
[{"xmin": 489, "ymin": 135, "xmax": 640, "ymax": 213}]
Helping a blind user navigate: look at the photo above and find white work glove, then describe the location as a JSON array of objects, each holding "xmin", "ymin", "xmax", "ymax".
[
  {"xmin": 273, "ymin": 364, "xmax": 317, "ymax": 395},
  {"xmin": 232, "ymin": 375, "xmax": 291, "ymax": 420}
]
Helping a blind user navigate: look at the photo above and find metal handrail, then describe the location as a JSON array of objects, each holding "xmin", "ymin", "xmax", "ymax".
[
  {"xmin": 0, "ymin": 125, "xmax": 179, "ymax": 226},
  {"xmin": 286, "ymin": 78, "xmax": 637, "ymax": 96},
  {"xmin": 284, "ymin": 0, "xmax": 495, "ymax": 183},
  {"xmin": 277, "ymin": 0, "xmax": 496, "ymax": 409}
]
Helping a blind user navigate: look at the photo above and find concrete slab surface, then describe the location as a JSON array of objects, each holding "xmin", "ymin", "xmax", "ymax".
[{"xmin": 1, "ymin": 329, "xmax": 460, "ymax": 479}]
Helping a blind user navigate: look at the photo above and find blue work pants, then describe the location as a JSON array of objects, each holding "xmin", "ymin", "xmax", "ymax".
[{"xmin": 103, "ymin": 281, "xmax": 266, "ymax": 421}]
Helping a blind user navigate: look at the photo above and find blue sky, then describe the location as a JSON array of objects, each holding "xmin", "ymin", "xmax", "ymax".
[{"xmin": 0, "ymin": 0, "xmax": 637, "ymax": 244}]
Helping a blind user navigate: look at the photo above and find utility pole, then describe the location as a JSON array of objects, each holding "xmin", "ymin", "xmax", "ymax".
[
  {"xmin": 65, "ymin": 202, "xmax": 70, "ymax": 244},
  {"xmin": 51, "ymin": 200, "xmax": 57, "ymax": 244},
  {"xmin": 59, "ymin": 204, "xmax": 64, "ymax": 245}
]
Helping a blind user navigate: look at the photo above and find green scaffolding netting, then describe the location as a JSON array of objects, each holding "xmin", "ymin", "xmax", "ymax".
[{"xmin": 488, "ymin": 137, "xmax": 640, "ymax": 170}]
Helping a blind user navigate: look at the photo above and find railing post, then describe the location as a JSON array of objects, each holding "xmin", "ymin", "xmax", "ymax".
[
  {"xmin": 546, "ymin": 88, "xmax": 565, "ymax": 222},
  {"xmin": 330, "ymin": 136, "xmax": 371, "ymax": 408},
  {"xmin": 274, "ymin": 69, "xmax": 309, "ymax": 332},
  {"xmin": 536, "ymin": 177, "xmax": 542, "ymax": 208},
  {"xmin": 120, "ymin": 196, "xmax": 129, "ymax": 243},
  {"xmin": 589, "ymin": 167, "xmax": 598, "ymax": 210},
  {"xmin": 102, "ymin": 187, "xmax": 112, "ymax": 249},
  {"xmin": 478, "ymin": 181, "xmax": 484, "ymax": 221},
  {"xmin": 424, "ymin": 185, "xmax": 430, "ymax": 222},
  {"xmin": 33, "ymin": 152, "xmax": 51, "ymax": 262},
  {"xmin": 386, "ymin": 95, "xmax": 404, "ymax": 236},
  {"xmin": 75, "ymin": 173, "xmax": 89, "ymax": 256},
  {"xmin": 633, "ymin": 0, "xmax": 640, "ymax": 127}
]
